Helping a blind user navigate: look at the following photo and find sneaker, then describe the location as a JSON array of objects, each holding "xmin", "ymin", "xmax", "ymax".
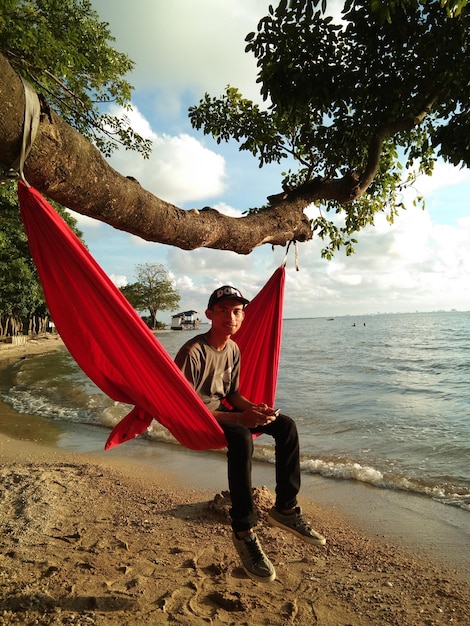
[
  {"xmin": 268, "ymin": 506, "xmax": 326, "ymax": 546},
  {"xmin": 232, "ymin": 531, "xmax": 276, "ymax": 583}
]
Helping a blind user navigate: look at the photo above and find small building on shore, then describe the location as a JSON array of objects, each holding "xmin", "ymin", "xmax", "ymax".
[{"xmin": 171, "ymin": 310, "xmax": 200, "ymax": 330}]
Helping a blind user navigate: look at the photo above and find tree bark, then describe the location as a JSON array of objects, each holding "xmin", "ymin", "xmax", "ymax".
[{"xmin": 1, "ymin": 52, "xmax": 383, "ymax": 254}]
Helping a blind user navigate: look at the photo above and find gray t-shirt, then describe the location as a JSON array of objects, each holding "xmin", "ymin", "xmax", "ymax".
[{"xmin": 174, "ymin": 333, "xmax": 240, "ymax": 412}]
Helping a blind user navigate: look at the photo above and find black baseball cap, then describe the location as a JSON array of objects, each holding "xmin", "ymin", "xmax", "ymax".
[{"xmin": 207, "ymin": 285, "xmax": 249, "ymax": 309}]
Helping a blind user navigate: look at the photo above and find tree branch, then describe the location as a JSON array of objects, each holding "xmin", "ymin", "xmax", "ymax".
[
  {"xmin": 358, "ymin": 92, "xmax": 439, "ymax": 193},
  {"xmin": 1, "ymin": 52, "xmax": 317, "ymax": 254},
  {"xmin": 2, "ymin": 52, "xmax": 431, "ymax": 255}
]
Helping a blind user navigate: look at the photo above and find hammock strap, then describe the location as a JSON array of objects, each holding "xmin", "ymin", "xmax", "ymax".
[
  {"xmin": 282, "ymin": 240, "xmax": 300, "ymax": 271},
  {"xmin": 1, "ymin": 78, "xmax": 40, "ymax": 184}
]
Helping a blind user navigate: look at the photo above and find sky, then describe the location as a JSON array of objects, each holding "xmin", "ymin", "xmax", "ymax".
[{"xmin": 75, "ymin": 0, "xmax": 470, "ymax": 322}]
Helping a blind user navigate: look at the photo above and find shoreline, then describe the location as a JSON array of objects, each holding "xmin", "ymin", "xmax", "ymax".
[
  {"xmin": 1, "ymin": 336, "xmax": 468, "ymax": 576},
  {"xmin": 1, "ymin": 338, "xmax": 469, "ymax": 624}
]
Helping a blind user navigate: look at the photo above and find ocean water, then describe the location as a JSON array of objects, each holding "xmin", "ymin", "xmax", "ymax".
[{"xmin": 1, "ymin": 312, "xmax": 469, "ymax": 512}]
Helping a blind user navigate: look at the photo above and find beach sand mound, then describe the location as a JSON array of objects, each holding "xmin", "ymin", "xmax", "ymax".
[{"xmin": 0, "ymin": 458, "xmax": 468, "ymax": 626}]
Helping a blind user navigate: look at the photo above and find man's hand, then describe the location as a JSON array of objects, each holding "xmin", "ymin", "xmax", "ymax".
[{"xmin": 238, "ymin": 404, "xmax": 278, "ymax": 428}]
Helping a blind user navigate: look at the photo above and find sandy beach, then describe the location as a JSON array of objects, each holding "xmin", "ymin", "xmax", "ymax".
[{"xmin": 0, "ymin": 337, "xmax": 469, "ymax": 625}]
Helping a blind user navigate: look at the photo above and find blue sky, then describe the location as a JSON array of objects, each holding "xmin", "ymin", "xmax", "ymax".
[{"xmin": 78, "ymin": 0, "xmax": 470, "ymax": 321}]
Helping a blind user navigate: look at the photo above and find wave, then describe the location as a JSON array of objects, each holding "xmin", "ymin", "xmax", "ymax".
[
  {"xmin": 142, "ymin": 421, "xmax": 470, "ymax": 513},
  {"xmin": 299, "ymin": 457, "xmax": 470, "ymax": 512},
  {"xmin": 3, "ymin": 388, "xmax": 97, "ymax": 424},
  {"xmin": 4, "ymin": 386, "xmax": 470, "ymax": 513}
]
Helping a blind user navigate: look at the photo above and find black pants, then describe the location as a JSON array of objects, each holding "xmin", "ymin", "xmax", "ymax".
[{"xmin": 220, "ymin": 413, "xmax": 301, "ymax": 533}]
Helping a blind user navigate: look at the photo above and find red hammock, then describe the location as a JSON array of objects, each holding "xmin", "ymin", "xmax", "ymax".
[{"xmin": 18, "ymin": 182, "xmax": 285, "ymax": 451}]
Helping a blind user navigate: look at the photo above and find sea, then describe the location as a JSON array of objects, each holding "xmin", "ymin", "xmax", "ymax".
[{"xmin": 1, "ymin": 312, "xmax": 469, "ymax": 514}]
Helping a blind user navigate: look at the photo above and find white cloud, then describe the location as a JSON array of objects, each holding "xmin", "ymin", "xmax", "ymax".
[
  {"xmin": 212, "ymin": 202, "xmax": 244, "ymax": 218},
  {"xmin": 413, "ymin": 162, "xmax": 470, "ymax": 196},
  {"xmin": 91, "ymin": 0, "xmax": 266, "ymax": 110},
  {"xmin": 283, "ymin": 203, "xmax": 470, "ymax": 317},
  {"xmin": 106, "ymin": 105, "xmax": 227, "ymax": 204},
  {"xmin": 109, "ymin": 274, "xmax": 128, "ymax": 288}
]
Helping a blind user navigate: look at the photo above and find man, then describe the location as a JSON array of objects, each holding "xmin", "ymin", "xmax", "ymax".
[{"xmin": 175, "ymin": 285, "xmax": 326, "ymax": 583}]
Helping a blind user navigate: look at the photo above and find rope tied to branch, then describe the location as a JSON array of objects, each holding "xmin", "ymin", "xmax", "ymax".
[
  {"xmin": 0, "ymin": 77, "xmax": 40, "ymax": 185},
  {"xmin": 282, "ymin": 240, "xmax": 300, "ymax": 271}
]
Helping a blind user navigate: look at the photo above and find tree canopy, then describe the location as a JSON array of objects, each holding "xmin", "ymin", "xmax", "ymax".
[
  {"xmin": 190, "ymin": 0, "xmax": 470, "ymax": 256},
  {"xmin": 0, "ymin": 0, "xmax": 468, "ymax": 257},
  {"xmin": 121, "ymin": 263, "xmax": 180, "ymax": 329}
]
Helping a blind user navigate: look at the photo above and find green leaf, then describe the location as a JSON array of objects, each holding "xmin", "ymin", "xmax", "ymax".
[{"xmin": 0, "ymin": 0, "xmax": 150, "ymax": 157}]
